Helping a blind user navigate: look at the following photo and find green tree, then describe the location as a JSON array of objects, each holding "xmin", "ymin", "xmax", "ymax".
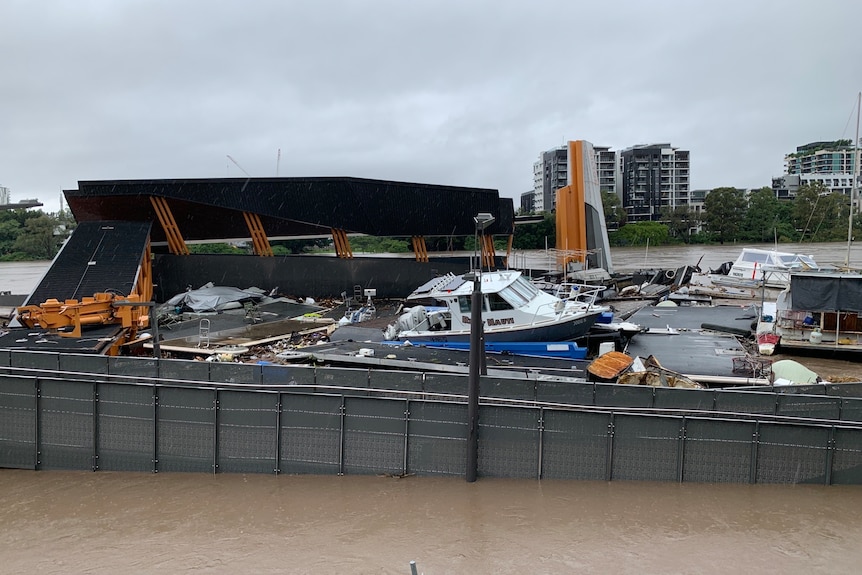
[
  {"xmin": 602, "ymin": 191, "xmax": 626, "ymax": 230},
  {"xmin": 12, "ymin": 214, "xmax": 60, "ymax": 259},
  {"xmin": 661, "ymin": 205, "xmax": 699, "ymax": 243},
  {"xmin": 739, "ymin": 187, "xmax": 783, "ymax": 242},
  {"xmin": 0, "ymin": 218, "xmax": 23, "ymax": 258},
  {"xmin": 793, "ymin": 182, "xmax": 850, "ymax": 242},
  {"xmin": 512, "ymin": 213, "xmax": 555, "ymax": 249},
  {"xmin": 610, "ymin": 221, "xmax": 670, "ymax": 246},
  {"xmin": 703, "ymin": 187, "xmax": 746, "ymax": 244}
]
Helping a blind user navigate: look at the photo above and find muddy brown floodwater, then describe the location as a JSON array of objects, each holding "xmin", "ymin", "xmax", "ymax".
[{"xmin": 1, "ymin": 470, "xmax": 861, "ymax": 574}]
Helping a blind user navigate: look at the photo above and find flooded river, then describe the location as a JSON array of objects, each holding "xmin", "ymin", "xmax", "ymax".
[
  {"xmin": 1, "ymin": 471, "xmax": 861, "ymax": 574},
  {"xmin": 2, "ymin": 246, "xmax": 862, "ymax": 573}
]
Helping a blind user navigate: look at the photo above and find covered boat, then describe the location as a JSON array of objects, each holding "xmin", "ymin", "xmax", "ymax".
[
  {"xmin": 711, "ymin": 247, "xmax": 818, "ymax": 289},
  {"xmin": 383, "ymin": 271, "xmax": 607, "ymax": 343}
]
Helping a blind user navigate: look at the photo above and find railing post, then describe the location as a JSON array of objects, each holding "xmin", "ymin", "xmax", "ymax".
[
  {"xmin": 537, "ymin": 407, "xmax": 545, "ymax": 480},
  {"xmin": 606, "ymin": 412, "xmax": 615, "ymax": 481},
  {"xmin": 825, "ymin": 425, "xmax": 836, "ymax": 486},
  {"xmin": 338, "ymin": 397, "xmax": 346, "ymax": 476},
  {"xmin": 274, "ymin": 392, "xmax": 283, "ymax": 475},
  {"xmin": 749, "ymin": 421, "xmax": 761, "ymax": 484},
  {"xmin": 93, "ymin": 382, "xmax": 100, "ymax": 471},
  {"xmin": 213, "ymin": 389, "xmax": 220, "ymax": 474},
  {"xmin": 676, "ymin": 417, "xmax": 687, "ymax": 483},
  {"xmin": 34, "ymin": 378, "xmax": 42, "ymax": 471},
  {"xmin": 152, "ymin": 386, "xmax": 159, "ymax": 473},
  {"xmin": 403, "ymin": 399, "xmax": 410, "ymax": 477}
]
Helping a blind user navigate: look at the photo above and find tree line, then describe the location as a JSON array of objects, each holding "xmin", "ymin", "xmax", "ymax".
[{"xmin": 0, "ymin": 209, "xmax": 76, "ymax": 261}]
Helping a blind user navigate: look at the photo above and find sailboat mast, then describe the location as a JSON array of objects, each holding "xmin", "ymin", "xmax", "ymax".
[{"xmin": 845, "ymin": 91, "xmax": 861, "ymax": 268}]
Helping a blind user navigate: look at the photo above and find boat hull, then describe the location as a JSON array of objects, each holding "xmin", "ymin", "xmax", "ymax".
[{"xmin": 397, "ymin": 311, "xmax": 602, "ymax": 344}]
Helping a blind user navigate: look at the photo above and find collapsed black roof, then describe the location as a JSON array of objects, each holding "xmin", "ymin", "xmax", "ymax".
[{"xmin": 64, "ymin": 177, "xmax": 515, "ymax": 243}]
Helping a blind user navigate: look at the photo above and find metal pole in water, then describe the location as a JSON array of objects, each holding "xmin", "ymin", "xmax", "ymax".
[
  {"xmin": 466, "ymin": 274, "xmax": 481, "ymax": 483},
  {"xmin": 409, "ymin": 560, "xmax": 419, "ymax": 575}
]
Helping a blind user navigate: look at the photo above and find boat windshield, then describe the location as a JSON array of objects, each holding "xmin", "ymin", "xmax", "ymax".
[
  {"xmin": 778, "ymin": 254, "xmax": 817, "ymax": 268},
  {"xmin": 499, "ymin": 276, "xmax": 540, "ymax": 308},
  {"xmin": 741, "ymin": 251, "xmax": 771, "ymax": 264}
]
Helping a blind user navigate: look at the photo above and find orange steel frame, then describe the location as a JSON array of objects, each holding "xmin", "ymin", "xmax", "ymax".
[
  {"xmin": 331, "ymin": 228, "xmax": 353, "ymax": 258},
  {"xmin": 555, "ymin": 140, "xmax": 588, "ymax": 267},
  {"xmin": 243, "ymin": 212, "xmax": 274, "ymax": 256},
  {"xmin": 411, "ymin": 236, "xmax": 429, "ymax": 262},
  {"xmin": 149, "ymin": 196, "xmax": 189, "ymax": 255}
]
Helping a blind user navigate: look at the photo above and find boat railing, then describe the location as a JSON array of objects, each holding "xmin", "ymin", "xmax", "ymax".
[{"xmin": 553, "ymin": 282, "xmax": 605, "ymax": 307}]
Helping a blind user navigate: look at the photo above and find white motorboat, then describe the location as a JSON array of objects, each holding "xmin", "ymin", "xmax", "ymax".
[
  {"xmin": 383, "ymin": 271, "xmax": 608, "ymax": 343},
  {"xmin": 711, "ymin": 247, "xmax": 818, "ymax": 289}
]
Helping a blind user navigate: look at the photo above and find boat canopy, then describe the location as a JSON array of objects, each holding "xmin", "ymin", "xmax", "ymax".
[{"xmin": 790, "ymin": 273, "xmax": 862, "ymax": 312}]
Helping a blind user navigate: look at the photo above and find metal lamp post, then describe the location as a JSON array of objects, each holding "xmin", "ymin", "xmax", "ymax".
[{"xmin": 466, "ymin": 212, "xmax": 494, "ymax": 483}]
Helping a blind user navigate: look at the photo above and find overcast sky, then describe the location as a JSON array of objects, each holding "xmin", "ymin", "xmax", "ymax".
[{"xmin": 2, "ymin": 0, "xmax": 861, "ymax": 213}]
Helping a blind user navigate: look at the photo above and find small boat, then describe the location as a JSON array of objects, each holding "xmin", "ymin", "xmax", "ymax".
[
  {"xmin": 710, "ymin": 247, "xmax": 818, "ymax": 289},
  {"xmin": 383, "ymin": 271, "xmax": 608, "ymax": 343}
]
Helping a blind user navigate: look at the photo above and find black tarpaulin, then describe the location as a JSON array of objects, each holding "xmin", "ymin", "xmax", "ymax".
[{"xmin": 790, "ymin": 273, "xmax": 862, "ymax": 312}]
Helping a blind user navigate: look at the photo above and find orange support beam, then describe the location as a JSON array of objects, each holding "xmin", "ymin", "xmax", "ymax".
[
  {"xmin": 411, "ymin": 236, "xmax": 429, "ymax": 262},
  {"xmin": 330, "ymin": 228, "xmax": 353, "ymax": 259},
  {"xmin": 481, "ymin": 234, "xmax": 496, "ymax": 270},
  {"xmin": 149, "ymin": 196, "xmax": 189, "ymax": 255},
  {"xmin": 242, "ymin": 212, "xmax": 274, "ymax": 256}
]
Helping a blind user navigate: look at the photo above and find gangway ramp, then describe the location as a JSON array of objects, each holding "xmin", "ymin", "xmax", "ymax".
[{"xmin": 25, "ymin": 221, "xmax": 152, "ymax": 305}]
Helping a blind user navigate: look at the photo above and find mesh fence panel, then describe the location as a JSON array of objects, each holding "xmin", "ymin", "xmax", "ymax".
[
  {"xmin": 60, "ymin": 354, "xmax": 110, "ymax": 377},
  {"xmin": 316, "ymin": 367, "xmax": 369, "ymax": 395},
  {"xmin": 210, "ymin": 363, "xmax": 262, "ymax": 385},
  {"xmin": 40, "ymin": 380, "xmax": 93, "ymax": 470},
  {"xmin": 755, "ymin": 423, "xmax": 830, "ymax": 484},
  {"xmin": 280, "ymin": 394, "xmax": 342, "ymax": 474},
  {"xmin": 536, "ymin": 381, "xmax": 595, "ymax": 406},
  {"xmin": 343, "ymin": 397, "xmax": 406, "ymax": 476},
  {"xmin": 262, "ymin": 364, "xmax": 316, "ymax": 388},
  {"xmin": 0, "ymin": 375, "xmax": 36, "ymax": 469},
  {"xmin": 97, "ymin": 384, "xmax": 154, "ymax": 472},
  {"xmin": 595, "ymin": 384, "xmax": 654, "ymax": 408},
  {"xmin": 0, "ymin": 350, "xmax": 9, "ymax": 367},
  {"xmin": 541, "ymin": 411, "xmax": 609, "ymax": 480},
  {"xmin": 683, "ymin": 419, "xmax": 753, "ymax": 483},
  {"xmin": 157, "ymin": 387, "xmax": 215, "ymax": 473},
  {"xmin": 653, "ymin": 388, "xmax": 715, "ymax": 411},
  {"xmin": 109, "ymin": 357, "xmax": 159, "ymax": 379},
  {"xmin": 159, "ymin": 359, "xmax": 210, "ymax": 383},
  {"xmin": 369, "ymin": 370, "xmax": 424, "ymax": 399},
  {"xmin": 612, "ymin": 415, "xmax": 680, "ymax": 482},
  {"xmin": 840, "ymin": 398, "xmax": 862, "ymax": 423},
  {"xmin": 831, "ymin": 428, "xmax": 862, "ymax": 485},
  {"xmin": 424, "ymin": 373, "xmax": 468, "ymax": 403},
  {"xmin": 407, "ymin": 401, "xmax": 467, "ymax": 477},
  {"xmin": 218, "ymin": 390, "xmax": 278, "ymax": 474},
  {"xmin": 776, "ymin": 395, "xmax": 841, "ymax": 421},
  {"xmin": 479, "ymin": 405, "xmax": 540, "ymax": 479},
  {"xmin": 714, "ymin": 391, "xmax": 777, "ymax": 415},
  {"xmin": 480, "ymin": 376, "xmax": 536, "ymax": 402},
  {"xmin": 10, "ymin": 350, "xmax": 58, "ymax": 371}
]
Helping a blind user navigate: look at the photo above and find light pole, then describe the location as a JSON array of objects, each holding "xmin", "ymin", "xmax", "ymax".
[{"xmin": 466, "ymin": 212, "xmax": 494, "ymax": 483}]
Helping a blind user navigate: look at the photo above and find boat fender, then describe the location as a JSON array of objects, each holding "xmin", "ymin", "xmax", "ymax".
[{"xmin": 665, "ymin": 269, "xmax": 676, "ymax": 280}]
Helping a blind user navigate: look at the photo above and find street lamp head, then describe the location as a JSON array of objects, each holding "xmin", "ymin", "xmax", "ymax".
[{"xmin": 474, "ymin": 212, "xmax": 495, "ymax": 231}]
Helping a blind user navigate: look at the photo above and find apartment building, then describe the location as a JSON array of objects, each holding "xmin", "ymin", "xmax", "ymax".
[
  {"xmin": 528, "ymin": 145, "xmax": 621, "ymax": 213},
  {"xmin": 0, "ymin": 185, "xmax": 9, "ymax": 205},
  {"xmin": 774, "ymin": 140, "xmax": 860, "ymax": 199},
  {"xmin": 619, "ymin": 143, "xmax": 690, "ymax": 222}
]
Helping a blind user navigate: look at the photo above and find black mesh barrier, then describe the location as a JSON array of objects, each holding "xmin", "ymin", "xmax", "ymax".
[
  {"xmin": 0, "ymin": 350, "xmax": 9, "ymax": 366},
  {"xmin": 218, "ymin": 391, "xmax": 278, "ymax": 474},
  {"xmin": 683, "ymin": 419, "xmax": 754, "ymax": 483},
  {"xmin": 315, "ymin": 367, "xmax": 369, "ymax": 395},
  {"xmin": 342, "ymin": 397, "xmax": 406, "ymax": 476},
  {"xmin": 0, "ymin": 375, "xmax": 37, "ymax": 469},
  {"xmin": 479, "ymin": 405, "xmax": 540, "ymax": 478},
  {"xmin": 97, "ymin": 384, "xmax": 154, "ymax": 472},
  {"xmin": 755, "ymin": 423, "xmax": 830, "ymax": 484},
  {"xmin": 841, "ymin": 398, "xmax": 862, "ymax": 423},
  {"xmin": 831, "ymin": 428, "xmax": 862, "ymax": 485},
  {"xmin": 776, "ymin": 395, "xmax": 841, "ymax": 420},
  {"xmin": 653, "ymin": 388, "xmax": 715, "ymax": 411},
  {"xmin": 280, "ymin": 394, "xmax": 342, "ymax": 474},
  {"xmin": 261, "ymin": 364, "xmax": 316, "ymax": 387},
  {"xmin": 595, "ymin": 384, "xmax": 654, "ymax": 408},
  {"xmin": 540, "ymin": 411, "xmax": 609, "ymax": 480},
  {"xmin": 40, "ymin": 380, "xmax": 93, "ymax": 470},
  {"xmin": 10, "ymin": 350, "xmax": 58, "ymax": 371},
  {"xmin": 612, "ymin": 415, "xmax": 680, "ymax": 482},
  {"xmin": 714, "ymin": 390, "xmax": 776, "ymax": 415},
  {"xmin": 369, "ymin": 370, "xmax": 424, "ymax": 399},
  {"xmin": 536, "ymin": 380, "xmax": 595, "ymax": 406},
  {"xmin": 479, "ymin": 376, "xmax": 536, "ymax": 402},
  {"xmin": 424, "ymin": 373, "xmax": 468, "ymax": 403},
  {"xmin": 159, "ymin": 359, "xmax": 210, "ymax": 382},
  {"xmin": 406, "ymin": 401, "xmax": 467, "ymax": 477},
  {"xmin": 157, "ymin": 387, "xmax": 215, "ymax": 473},
  {"xmin": 60, "ymin": 354, "xmax": 110, "ymax": 377},
  {"xmin": 109, "ymin": 357, "xmax": 159, "ymax": 379},
  {"xmin": 209, "ymin": 362, "xmax": 262, "ymax": 385}
]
